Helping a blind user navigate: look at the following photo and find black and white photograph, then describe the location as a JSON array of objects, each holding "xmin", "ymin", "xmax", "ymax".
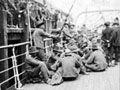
[{"xmin": 0, "ymin": 0, "xmax": 120, "ymax": 90}]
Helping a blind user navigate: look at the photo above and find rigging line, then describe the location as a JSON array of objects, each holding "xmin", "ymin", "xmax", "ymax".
[
  {"xmin": 60, "ymin": 0, "xmax": 76, "ymax": 31},
  {"xmin": 75, "ymin": 9, "xmax": 120, "ymax": 25},
  {"xmin": 67, "ymin": 0, "xmax": 76, "ymax": 16},
  {"xmin": 88, "ymin": 15, "xmax": 102, "ymax": 28},
  {"xmin": 93, "ymin": 13, "xmax": 105, "ymax": 25}
]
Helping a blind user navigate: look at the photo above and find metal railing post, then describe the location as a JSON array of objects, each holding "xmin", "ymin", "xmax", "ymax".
[{"xmin": 12, "ymin": 47, "xmax": 22, "ymax": 89}]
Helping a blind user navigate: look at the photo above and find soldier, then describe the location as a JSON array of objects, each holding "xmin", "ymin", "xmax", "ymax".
[
  {"xmin": 85, "ymin": 44, "xmax": 108, "ymax": 72},
  {"xmin": 25, "ymin": 46, "xmax": 51, "ymax": 83},
  {"xmin": 32, "ymin": 23, "xmax": 58, "ymax": 62},
  {"xmin": 101, "ymin": 22, "xmax": 114, "ymax": 65},
  {"xmin": 62, "ymin": 23, "xmax": 73, "ymax": 43},
  {"xmin": 52, "ymin": 52, "xmax": 87, "ymax": 81},
  {"xmin": 110, "ymin": 22, "xmax": 120, "ymax": 65}
]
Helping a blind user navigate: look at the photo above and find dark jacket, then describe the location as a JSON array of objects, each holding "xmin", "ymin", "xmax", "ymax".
[
  {"xmin": 110, "ymin": 26, "xmax": 120, "ymax": 46},
  {"xmin": 102, "ymin": 27, "xmax": 114, "ymax": 41}
]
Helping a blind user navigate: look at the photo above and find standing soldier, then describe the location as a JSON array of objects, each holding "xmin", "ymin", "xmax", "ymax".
[
  {"xmin": 101, "ymin": 22, "xmax": 114, "ymax": 65},
  {"xmin": 110, "ymin": 22, "xmax": 120, "ymax": 65}
]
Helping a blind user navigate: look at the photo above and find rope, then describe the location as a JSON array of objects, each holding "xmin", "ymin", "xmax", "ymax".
[
  {"xmin": 60, "ymin": 0, "xmax": 76, "ymax": 32},
  {"xmin": 67, "ymin": 0, "xmax": 76, "ymax": 18}
]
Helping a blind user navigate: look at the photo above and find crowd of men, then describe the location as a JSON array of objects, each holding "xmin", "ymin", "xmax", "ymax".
[
  {"xmin": 25, "ymin": 17, "xmax": 120, "ymax": 85},
  {"xmin": 0, "ymin": 0, "xmax": 119, "ymax": 87}
]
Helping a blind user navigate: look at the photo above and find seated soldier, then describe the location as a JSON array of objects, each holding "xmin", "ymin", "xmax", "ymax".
[
  {"xmin": 25, "ymin": 46, "xmax": 51, "ymax": 83},
  {"xmin": 85, "ymin": 44, "xmax": 108, "ymax": 72},
  {"xmin": 51, "ymin": 52, "xmax": 87, "ymax": 81},
  {"xmin": 67, "ymin": 38, "xmax": 78, "ymax": 51},
  {"xmin": 82, "ymin": 47, "xmax": 92, "ymax": 60},
  {"xmin": 66, "ymin": 38, "xmax": 83, "ymax": 57}
]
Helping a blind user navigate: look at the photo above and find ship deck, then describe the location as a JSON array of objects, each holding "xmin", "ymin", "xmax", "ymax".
[{"xmin": 23, "ymin": 63, "xmax": 120, "ymax": 90}]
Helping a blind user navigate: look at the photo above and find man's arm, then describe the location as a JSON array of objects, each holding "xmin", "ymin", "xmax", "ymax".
[
  {"xmin": 85, "ymin": 53, "xmax": 95, "ymax": 64},
  {"xmin": 84, "ymin": 50, "xmax": 92, "ymax": 60},
  {"xmin": 63, "ymin": 29, "xmax": 73, "ymax": 38},
  {"xmin": 40, "ymin": 30, "xmax": 57, "ymax": 38},
  {"xmin": 50, "ymin": 59, "xmax": 61, "ymax": 71},
  {"xmin": 74, "ymin": 54, "xmax": 83, "ymax": 67}
]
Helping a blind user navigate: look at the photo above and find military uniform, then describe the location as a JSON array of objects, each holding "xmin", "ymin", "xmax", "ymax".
[
  {"xmin": 85, "ymin": 50, "xmax": 107, "ymax": 71},
  {"xmin": 110, "ymin": 26, "xmax": 120, "ymax": 63},
  {"xmin": 33, "ymin": 29, "xmax": 55, "ymax": 62},
  {"xmin": 25, "ymin": 54, "xmax": 49, "ymax": 82},
  {"xmin": 102, "ymin": 26, "xmax": 114, "ymax": 64},
  {"xmin": 54, "ymin": 53, "xmax": 86, "ymax": 79}
]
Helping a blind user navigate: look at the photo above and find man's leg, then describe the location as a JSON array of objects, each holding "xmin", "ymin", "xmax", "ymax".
[
  {"xmin": 107, "ymin": 47, "xmax": 113, "ymax": 65},
  {"xmin": 37, "ymin": 48, "xmax": 48, "ymax": 62},
  {"xmin": 27, "ymin": 62, "xmax": 50, "ymax": 83},
  {"xmin": 116, "ymin": 46, "xmax": 120, "ymax": 62},
  {"xmin": 26, "ymin": 67, "xmax": 41, "ymax": 83},
  {"xmin": 38, "ymin": 62, "xmax": 50, "ymax": 82},
  {"xmin": 114, "ymin": 46, "xmax": 118, "ymax": 65},
  {"xmin": 85, "ymin": 64, "xmax": 102, "ymax": 72}
]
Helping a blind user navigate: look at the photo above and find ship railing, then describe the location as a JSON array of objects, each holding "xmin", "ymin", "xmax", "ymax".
[
  {"xmin": 0, "ymin": 42, "xmax": 30, "ymax": 90},
  {"xmin": 0, "ymin": 37, "xmax": 54, "ymax": 90}
]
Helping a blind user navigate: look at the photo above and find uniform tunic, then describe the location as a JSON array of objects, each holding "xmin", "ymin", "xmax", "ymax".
[
  {"xmin": 86, "ymin": 50, "xmax": 107, "ymax": 71},
  {"xmin": 59, "ymin": 53, "xmax": 84, "ymax": 78},
  {"xmin": 32, "ymin": 29, "xmax": 53, "ymax": 61}
]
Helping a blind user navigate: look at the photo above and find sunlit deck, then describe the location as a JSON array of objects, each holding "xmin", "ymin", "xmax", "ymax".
[{"xmin": 23, "ymin": 64, "xmax": 120, "ymax": 90}]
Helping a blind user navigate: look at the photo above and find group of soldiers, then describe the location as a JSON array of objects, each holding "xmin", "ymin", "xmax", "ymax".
[
  {"xmin": 0, "ymin": 0, "xmax": 51, "ymax": 28},
  {"xmin": 1, "ymin": 0, "xmax": 119, "ymax": 86},
  {"xmin": 24, "ymin": 18, "xmax": 120, "ymax": 85},
  {"xmin": 102, "ymin": 17, "xmax": 120, "ymax": 66}
]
